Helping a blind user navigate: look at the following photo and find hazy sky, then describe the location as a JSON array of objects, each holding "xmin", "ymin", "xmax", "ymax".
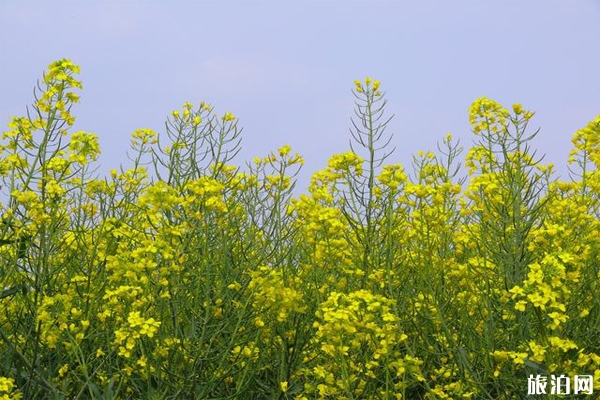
[{"xmin": 1, "ymin": 0, "xmax": 599, "ymax": 189}]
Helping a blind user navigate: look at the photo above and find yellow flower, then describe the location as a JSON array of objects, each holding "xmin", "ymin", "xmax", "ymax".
[
  {"xmin": 58, "ymin": 364, "xmax": 69, "ymax": 377},
  {"xmin": 280, "ymin": 381, "xmax": 289, "ymax": 393},
  {"xmin": 580, "ymin": 309, "xmax": 590, "ymax": 318},
  {"xmin": 137, "ymin": 356, "xmax": 148, "ymax": 368},
  {"xmin": 528, "ymin": 341, "xmax": 546, "ymax": 363},
  {"xmin": 0, "ymin": 377, "xmax": 15, "ymax": 392},
  {"xmin": 354, "ymin": 79, "xmax": 363, "ymax": 93},
  {"xmin": 512, "ymin": 103, "xmax": 524, "ymax": 115},
  {"xmin": 222, "ymin": 112, "xmax": 236, "ymax": 121},
  {"xmin": 547, "ymin": 312, "xmax": 567, "ymax": 330},
  {"xmin": 278, "ymin": 145, "xmax": 292, "ymax": 157},
  {"xmin": 514, "ymin": 300, "xmax": 527, "ymax": 312}
]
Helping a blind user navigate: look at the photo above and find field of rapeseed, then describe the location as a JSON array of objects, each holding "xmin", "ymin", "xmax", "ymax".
[{"xmin": 0, "ymin": 59, "xmax": 598, "ymax": 399}]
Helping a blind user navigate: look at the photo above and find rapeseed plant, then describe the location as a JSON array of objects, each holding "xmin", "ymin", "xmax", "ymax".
[{"xmin": 0, "ymin": 61, "xmax": 598, "ymax": 399}]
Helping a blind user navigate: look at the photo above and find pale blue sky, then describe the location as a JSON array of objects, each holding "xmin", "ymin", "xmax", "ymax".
[{"xmin": 1, "ymin": 0, "xmax": 599, "ymax": 188}]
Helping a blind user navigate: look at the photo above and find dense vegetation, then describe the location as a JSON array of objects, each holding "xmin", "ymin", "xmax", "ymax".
[{"xmin": 0, "ymin": 60, "xmax": 598, "ymax": 399}]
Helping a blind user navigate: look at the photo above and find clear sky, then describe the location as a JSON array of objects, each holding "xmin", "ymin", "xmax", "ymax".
[{"xmin": 1, "ymin": 0, "xmax": 599, "ymax": 189}]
